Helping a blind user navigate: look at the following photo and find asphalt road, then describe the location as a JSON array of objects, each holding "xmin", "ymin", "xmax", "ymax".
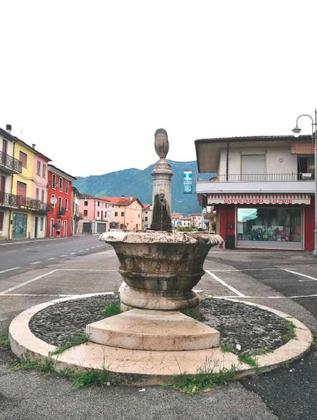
[{"xmin": 0, "ymin": 236, "xmax": 109, "ymax": 278}]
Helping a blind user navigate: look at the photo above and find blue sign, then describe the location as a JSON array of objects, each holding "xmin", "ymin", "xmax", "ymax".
[{"xmin": 183, "ymin": 170, "xmax": 193, "ymax": 194}]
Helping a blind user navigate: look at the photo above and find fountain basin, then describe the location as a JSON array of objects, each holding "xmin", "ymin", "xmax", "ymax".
[{"xmin": 100, "ymin": 231, "xmax": 223, "ymax": 310}]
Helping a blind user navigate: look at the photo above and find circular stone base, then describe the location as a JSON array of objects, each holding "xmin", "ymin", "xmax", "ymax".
[{"xmin": 9, "ymin": 294, "xmax": 313, "ymax": 385}]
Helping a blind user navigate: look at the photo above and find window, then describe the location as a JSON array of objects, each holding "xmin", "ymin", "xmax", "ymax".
[
  {"xmin": 51, "ymin": 194, "xmax": 56, "ymax": 208},
  {"xmin": 97, "ymin": 201, "xmax": 100, "ymax": 206},
  {"xmin": 19, "ymin": 151, "xmax": 27, "ymax": 168},
  {"xmin": 97, "ymin": 211, "xmax": 100, "ymax": 217},
  {"xmin": 42, "ymin": 164, "xmax": 46, "ymax": 179},
  {"xmin": 58, "ymin": 197, "xmax": 62, "ymax": 209},
  {"xmin": 59, "ymin": 177, "xmax": 63, "ymax": 191},
  {"xmin": 145, "ymin": 217, "xmax": 148, "ymax": 222},
  {"xmin": 40, "ymin": 217, "xmax": 44, "ymax": 231},
  {"xmin": 101, "ymin": 211, "xmax": 103, "ymax": 219},
  {"xmin": 121, "ymin": 212, "xmax": 124, "ymax": 217},
  {"xmin": 36, "ymin": 161, "xmax": 41, "ymax": 176},
  {"xmin": 241, "ymin": 154, "xmax": 266, "ymax": 180},
  {"xmin": 84, "ymin": 210, "xmax": 88, "ymax": 216},
  {"xmin": 36, "ymin": 188, "xmax": 39, "ymax": 200},
  {"xmin": 0, "ymin": 211, "xmax": 3, "ymax": 230},
  {"xmin": 65, "ymin": 198, "xmax": 68, "ymax": 210},
  {"xmin": 65, "ymin": 181, "xmax": 69, "ymax": 194},
  {"xmin": 115, "ymin": 211, "xmax": 118, "ymax": 217},
  {"xmin": 41, "ymin": 190, "xmax": 45, "ymax": 203},
  {"xmin": 52, "ymin": 174, "xmax": 56, "ymax": 189},
  {"xmin": 84, "ymin": 200, "xmax": 88, "ymax": 206}
]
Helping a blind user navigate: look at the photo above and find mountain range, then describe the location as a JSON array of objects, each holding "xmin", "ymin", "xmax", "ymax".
[{"xmin": 74, "ymin": 161, "xmax": 211, "ymax": 215}]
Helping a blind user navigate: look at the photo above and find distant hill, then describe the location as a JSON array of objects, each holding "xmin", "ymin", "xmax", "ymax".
[{"xmin": 74, "ymin": 160, "xmax": 213, "ymax": 215}]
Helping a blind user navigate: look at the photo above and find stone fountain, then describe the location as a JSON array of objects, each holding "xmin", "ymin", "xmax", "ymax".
[{"xmin": 86, "ymin": 129, "xmax": 223, "ymax": 352}]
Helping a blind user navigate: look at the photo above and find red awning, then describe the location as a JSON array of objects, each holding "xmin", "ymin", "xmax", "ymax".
[{"xmin": 207, "ymin": 193, "xmax": 311, "ymax": 205}]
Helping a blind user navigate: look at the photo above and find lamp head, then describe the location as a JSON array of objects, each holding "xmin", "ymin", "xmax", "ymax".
[{"xmin": 292, "ymin": 126, "xmax": 301, "ymax": 137}]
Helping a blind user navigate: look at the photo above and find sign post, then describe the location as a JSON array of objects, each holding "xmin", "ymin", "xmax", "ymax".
[{"xmin": 183, "ymin": 170, "xmax": 193, "ymax": 194}]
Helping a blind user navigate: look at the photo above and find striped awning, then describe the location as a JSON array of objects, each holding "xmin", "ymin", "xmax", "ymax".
[{"xmin": 207, "ymin": 193, "xmax": 311, "ymax": 205}]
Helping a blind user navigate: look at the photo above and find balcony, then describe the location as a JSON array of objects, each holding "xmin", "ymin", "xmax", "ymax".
[
  {"xmin": 196, "ymin": 173, "xmax": 315, "ymax": 195},
  {"xmin": 0, "ymin": 192, "xmax": 48, "ymax": 213},
  {"xmin": 0, "ymin": 151, "xmax": 22, "ymax": 174}
]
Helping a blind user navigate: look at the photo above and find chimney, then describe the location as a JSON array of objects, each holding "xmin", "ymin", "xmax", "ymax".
[
  {"xmin": 32, "ymin": 144, "xmax": 36, "ymax": 149},
  {"xmin": 6, "ymin": 124, "xmax": 12, "ymax": 133}
]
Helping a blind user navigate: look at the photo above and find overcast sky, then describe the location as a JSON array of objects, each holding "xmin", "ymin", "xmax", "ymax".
[{"xmin": 1, "ymin": 0, "xmax": 317, "ymax": 176}]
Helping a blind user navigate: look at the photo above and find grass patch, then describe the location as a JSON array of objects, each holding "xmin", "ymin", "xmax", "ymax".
[
  {"xmin": 283, "ymin": 321, "xmax": 296, "ymax": 343},
  {"xmin": 311, "ymin": 332, "xmax": 317, "ymax": 352},
  {"xmin": 238, "ymin": 353, "xmax": 258, "ymax": 368},
  {"xmin": 220, "ymin": 343, "xmax": 234, "ymax": 353},
  {"xmin": 13, "ymin": 352, "xmax": 120, "ymax": 388},
  {"xmin": 102, "ymin": 302, "xmax": 121, "ymax": 318},
  {"xmin": 172, "ymin": 365, "xmax": 236, "ymax": 394},
  {"xmin": 180, "ymin": 307, "xmax": 201, "ymax": 320},
  {"xmin": 0, "ymin": 335, "xmax": 10, "ymax": 349},
  {"xmin": 50, "ymin": 333, "xmax": 89, "ymax": 355}
]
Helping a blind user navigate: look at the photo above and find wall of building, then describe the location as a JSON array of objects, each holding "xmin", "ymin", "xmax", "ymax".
[{"xmin": 219, "ymin": 145, "xmax": 298, "ymax": 176}]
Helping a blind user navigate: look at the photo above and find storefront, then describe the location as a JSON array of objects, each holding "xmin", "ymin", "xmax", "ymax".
[
  {"xmin": 208, "ymin": 193, "xmax": 314, "ymax": 251},
  {"xmin": 12, "ymin": 212, "xmax": 28, "ymax": 240}
]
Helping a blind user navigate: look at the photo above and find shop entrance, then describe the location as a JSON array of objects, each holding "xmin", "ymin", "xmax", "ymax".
[{"xmin": 12, "ymin": 213, "xmax": 27, "ymax": 240}]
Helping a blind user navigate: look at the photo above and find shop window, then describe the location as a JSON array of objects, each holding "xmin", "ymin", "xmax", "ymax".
[
  {"xmin": 40, "ymin": 217, "xmax": 44, "ymax": 231},
  {"xmin": 237, "ymin": 208, "xmax": 301, "ymax": 243}
]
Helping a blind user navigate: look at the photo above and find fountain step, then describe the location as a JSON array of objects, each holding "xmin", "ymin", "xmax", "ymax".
[{"xmin": 86, "ymin": 309, "xmax": 219, "ymax": 351}]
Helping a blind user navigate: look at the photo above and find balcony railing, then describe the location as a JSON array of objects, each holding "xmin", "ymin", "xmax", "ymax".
[
  {"xmin": 0, "ymin": 192, "xmax": 48, "ymax": 212},
  {"xmin": 0, "ymin": 150, "xmax": 22, "ymax": 173},
  {"xmin": 198, "ymin": 173, "xmax": 315, "ymax": 183}
]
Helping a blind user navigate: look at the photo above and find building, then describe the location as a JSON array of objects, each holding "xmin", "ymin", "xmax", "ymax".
[
  {"xmin": 195, "ymin": 135, "xmax": 315, "ymax": 251},
  {"xmin": 78, "ymin": 195, "xmax": 112, "ymax": 234},
  {"xmin": 72, "ymin": 187, "xmax": 81, "ymax": 235},
  {"xmin": 0, "ymin": 125, "xmax": 51, "ymax": 240},
  {"xmin": 46, "ymin": 165, "xmax": 76, "ymax": 238},
  {"xmin": 103, "ymin": 196, "xmax": 143, "ymax": 231},
  {"xmin": 142, "ymin": 204, "xmax": 152, "ymax": 230},
  {"xmin": 0, "ymin": 126, "xmax": 23, "ymax": 240}
]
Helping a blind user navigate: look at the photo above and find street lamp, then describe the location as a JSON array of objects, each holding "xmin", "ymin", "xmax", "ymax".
[{"xmin": 292, "ymin": 109, "xmax": 317, "ymax": 256}]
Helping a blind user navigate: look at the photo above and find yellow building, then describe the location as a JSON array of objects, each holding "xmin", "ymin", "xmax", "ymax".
[{"xmin": 10, "ymin": 137, "xmax": 51, "ymax": 240}]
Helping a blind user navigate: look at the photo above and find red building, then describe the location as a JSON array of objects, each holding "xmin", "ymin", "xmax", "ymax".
[{"xmin": 46, "ymin": 165, "xmax": 76, "ymax": 238}]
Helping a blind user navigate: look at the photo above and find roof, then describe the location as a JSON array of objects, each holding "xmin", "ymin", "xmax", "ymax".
[
  {"xmin": 48, "ymin": 164, "xmax": 76, "ymax": 181},
  {"xmin": 195, "ymin": 134, "xmax": 313, "ymax": 173},
  {"xmin": 142, "ymin": 203, "xmax": 151, "ymax": 210},
  {"xmin": 102, "ymin": 196, "xmax": 143, "ymax": 207},
  {"xmin": 0, "ymin": 127, "xmax": 52, "ymax": 162},
  {"xmin": 79, "ymin": 194, "xmax": 110, "ymax": 202}
]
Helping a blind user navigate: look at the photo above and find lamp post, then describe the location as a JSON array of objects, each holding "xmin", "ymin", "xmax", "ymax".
[{"xmin": 292, "ymin": 109, "xmax": 317, "ymax": 256}]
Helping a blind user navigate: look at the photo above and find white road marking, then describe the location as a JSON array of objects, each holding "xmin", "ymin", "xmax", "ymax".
[
  {"xmin": 0, "ymin": 269, "xmax": 58, "ymax": 294},
  {"xmin": 283, "ymin": 268, "xmax": 317, "ymax": 282},
  {"xmin": 60, "ymin": 255, "xmax": 67, "ymax": 258},
  {"xmin": 0, "ymin": 267, "xmax": 21, "ymax": 274},
  {"xmin": 215, "ymin": 294, "xmax": 317, "ymax": 299},
  {"xmin": 30, "ymin": 261, "xmax": 41, "ymax": 265},
  {"xmin": 0, "ymin": 293, "xmax": 71, "ymax": 297},
  {"xmin": 58, "ymin": 268, "xmax": 117, "ymax": 272},
  {"xmin": 69, "ymin": 252, "xmax": 76, "ymax": 255},
  {"xmin": 205, "ymin": 270, "xmax": 245, "ymax": 297},
  {"xmin": 48, "ymin": 257, "xmax": 56, "ymax": 260},
  {"xmin": 206, "ymin": 268, "xmax": 280, "ymax": 272}
]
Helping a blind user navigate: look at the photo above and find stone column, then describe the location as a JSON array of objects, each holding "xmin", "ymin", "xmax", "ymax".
[{"xmin": 151, "ymin": 129, "xmax": 173, "ymax": 212}]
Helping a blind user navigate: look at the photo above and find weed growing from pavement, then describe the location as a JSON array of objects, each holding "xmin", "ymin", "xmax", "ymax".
[
  {"xmin": 172, "ymin": 358, "xmax": 237, "ymax": 394},
  {"xmin": 102, "ymin": 302, "xmax": 122, "ymax": 318},
  {"xmin": 311, "ymin": 332, "xmax": 317, "ymax": 352},
  {"xmin": 283, "ymin": 321, "xmax": 296, "ymax": 343},
  {"xmin": 50, "ymin": 333, "xmax": 89, "ymax": 355},
  {"xmin": 251, "ymin": 347, "xmax": 273, "ymax": 356},
  {"xmin": 0, "ymin": 335, "xmax": 10, "ymax": 349},
  {"xmin": 220, "ymin": 343, "xmax": 234, "ymax": 353},
  {"xmin": 13, "ymin": 352, "xmax": 120, "ymax": 388},
  {"xmin": 238, "ymin": 353, "xmax": 258, "ymax": 368}
]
